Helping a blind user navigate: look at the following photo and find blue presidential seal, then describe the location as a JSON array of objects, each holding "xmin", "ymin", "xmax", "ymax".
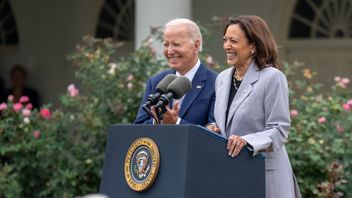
[{"xmin": 124, "ymin": 137, "xmax": 160, "ymax": 191}]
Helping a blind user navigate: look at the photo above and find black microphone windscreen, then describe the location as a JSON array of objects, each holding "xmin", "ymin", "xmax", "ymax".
[
  {"xmin": 167, "ymin": 76, "xmax": 192, "ymax": 99},
  {"xmin": 156, "ymin": 74, "xmax": 177, "ymax": 93}
]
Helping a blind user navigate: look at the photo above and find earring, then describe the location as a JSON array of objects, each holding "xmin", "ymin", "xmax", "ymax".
[{"xmin": 251, "ymin": 51, "xmax": 255, "ymax": 55}]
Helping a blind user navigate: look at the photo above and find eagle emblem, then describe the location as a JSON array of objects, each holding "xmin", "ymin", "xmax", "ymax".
[{"xmin": 125, "ymin": 137, "xmax": 160, "ymax": 191}]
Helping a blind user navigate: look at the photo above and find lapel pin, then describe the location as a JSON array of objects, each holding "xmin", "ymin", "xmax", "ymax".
[{"xmin": 196, "ymin": 85, "xmax": 202, "ymax": 89}]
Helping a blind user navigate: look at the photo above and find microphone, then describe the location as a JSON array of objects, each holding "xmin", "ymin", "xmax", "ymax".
[
  {"xmin": 142, "ymin": 74, "xmax": 177, "ymax": 110},
  {"xmin": 154, "ymin": 76, "xmax": 192, "ymax": 110}
]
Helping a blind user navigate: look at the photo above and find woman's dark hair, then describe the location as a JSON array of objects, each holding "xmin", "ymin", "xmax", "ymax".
[{"xmin": 224, "ymin": 15, "xmax": 281, "ymax": 70}]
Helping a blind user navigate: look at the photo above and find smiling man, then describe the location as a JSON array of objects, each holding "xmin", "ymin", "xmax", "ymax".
[{"xmin": 134, "ymin": 18, "xmax": 217, "ymax": 126}]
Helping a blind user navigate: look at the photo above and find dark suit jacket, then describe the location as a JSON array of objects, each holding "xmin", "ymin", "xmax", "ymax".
[{"xmin": 134, "ymin": 63, "xmax": 217, "ymax": 126}]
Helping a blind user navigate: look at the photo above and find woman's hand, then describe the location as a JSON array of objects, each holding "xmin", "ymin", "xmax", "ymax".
[
  {"xmin": 206, "ymin": 123, "xmax": 221, "ymax": 134},
  {"xmin": 227, "ymin": 135, "xmax": 247, "ymax": 157}
]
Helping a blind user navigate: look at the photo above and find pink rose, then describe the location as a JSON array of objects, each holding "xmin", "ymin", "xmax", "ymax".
[
  {"xmin": 0, "ymin": 103, "xmax": 7, "ymax": 111},
  {"xmin": 342, "ymin": 103, "xmax": 351, "ymax": 111},
  {"xmin": 8, "ymin": 95, "xmax": 14, "ymax": 102},
  {"xmin": 19, "ymin": 96, "xmax": 30, "ymax": 103},
  {"xmin": 40, "ymin": 108, "xmax": 51, "ymax": 119},
  {"xmin": 347, "ymin": 99, "xmax": 352, "ymax": 106},
  {"xmin": 67, "ymin": 84, "xmax": 76, "ymax": 92},
  {"xmin": 69, "ymin": 89, "xmax": 79, "ymax": 97},
  {"xmin": 290, "ymin": 109, "xmax": 298, "ymax": 118},
  {"xmin": 336, "ymin": 124, "xmax": 345, "ymax": 133},
  {"xmin": 127, "ymin": 74, "xmax": 134, "ymax": 81},
  {"xmin": 33, "ymin": 130, "xmax": 41, "ymax": 139},
  {"xmin": 26, "ymin": 103, "xmax": 33, "ymax": 110},
  {"xmin": 334, "ymin": 76, "xmax": 341, "ymax": 82},
  {"xmin": 22, "ymin": 109, "xmax": 31, "ymax": 117},
  {"xmin": 318, "ymin": 116, "xmax": 326, "ymax": 123},
  {"xmin": 13, "ymin": 103, "xmax": 23, "ymax": 112},
  {"xmin": 341, "ymin": 78, "xmax": 350, "ymax": 84},
  {"xmin": 67, "ymin": 84, "xmax": 79, "ymax": 97}
]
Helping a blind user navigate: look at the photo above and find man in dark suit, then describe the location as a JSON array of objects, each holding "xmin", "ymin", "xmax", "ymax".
[{"xmin": 134, "ymin": 18, "xmax": 217, "ymax": 126}]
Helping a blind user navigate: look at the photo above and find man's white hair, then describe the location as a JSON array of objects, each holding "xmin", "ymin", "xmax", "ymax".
[{"xmin": 165, "ymin": 18, "xmax": 203, "ymax": 52}]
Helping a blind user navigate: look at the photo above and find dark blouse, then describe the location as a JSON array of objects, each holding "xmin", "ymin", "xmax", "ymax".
[{"xmin": 225, "ymin": 73, "xmax": 242, "ymax": 125}]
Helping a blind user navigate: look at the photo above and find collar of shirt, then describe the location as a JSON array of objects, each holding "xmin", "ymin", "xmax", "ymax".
[{"xmin": 175, "ymin": 59, "xmax": 200, "ymax": 82}]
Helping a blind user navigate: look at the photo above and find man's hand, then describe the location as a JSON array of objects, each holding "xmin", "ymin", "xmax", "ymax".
[{"xmin": 162, "ymin": 101, "xmax": 181, "ymax": 124}]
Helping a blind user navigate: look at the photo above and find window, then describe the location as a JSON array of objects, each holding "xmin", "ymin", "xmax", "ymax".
[
  {"xmin": 289, "ymin": 0, "xmax": 352, "ymax": 39},
  {"xmin": 95, "ymin": 0, "xmax": 135, "ymax": 41},
  {"xmin": 0, "ymin": 0, "xmax": 19, "ymax": 45}
]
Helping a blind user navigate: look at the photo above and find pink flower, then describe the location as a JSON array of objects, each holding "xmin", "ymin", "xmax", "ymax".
[
  {"xmin": 19, "ymin": 96, "xmax": 30, "ymax": 103},
  {"xmin": 67, "ymin": 84, "xmax": 76, "ymax": 92},
  {"xmin": 127, "ymin": 74, "xmax": 134, "ymax": 81},
  {"xmin": 334, "ymin": 76, "xmax": 341, "ymax": 82},
  {"xmin": 26, "ymin": 103, "xmax": 33, "ymax": 110},
  {"xmin": 318, "ymin": 116, "xmax": 326, "ymax": 123},
  {"xmin": 22, "ymin": 109, "xmax": 31, "ymax": 117},
  {"xmin": 290, "ymin": 109, "xmax": 298, "ymax": 118},
  {"xmin": 336, "ymin": 124, "xmax": 345, "ymax": 133},
  {"xmin": 347, "ymin": 99, "xmax": 352, "ymax": 106},
  {"xmin": 69, "ymin": 89, "xmax": 79, "ymax": 97},
  {"xmin": 0, "ymin": 103, "xmax": 7, "ymax": 111},
  {"xmin": 33, "ymin": 130, "xmax": 41, "ymax": 139},
  {"xmin": 341, "ymin": 78, "xmax": 350, "ymax": 84},
  {"xmin": 8, "ymin": 95, "xmax": 14, "ymax": 102},
  {"xmin": 40, "ymin": 108, "xmax": 51, "ymax": 119},
  {"xmin": 13, "ymin": 103, "xmax": 23, "ymax": 112},
  {"xmin": 67, "ymin": 84, "xmax": 79, "ymax": 97},
  {"xmin": 342, "ymin": 103, "xmax": 351, "ymax": 111}
]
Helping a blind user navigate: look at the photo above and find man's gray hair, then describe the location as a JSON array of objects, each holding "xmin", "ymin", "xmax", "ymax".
[{"xmin": 165, "ymin": 18, "xmax": 203, "ymax": 52}]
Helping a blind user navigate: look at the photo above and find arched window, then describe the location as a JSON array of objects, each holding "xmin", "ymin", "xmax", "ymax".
[
  {"xmin": 95, "ymin": 0, "xmax": 135, "ymax": 41},
  {"xmin": 0, "ymin": 0, "xmax": 19, "ymax": 45},
  {"xmin": 289, "ymin": 0, "xmax": 352, "ymax": 39}
]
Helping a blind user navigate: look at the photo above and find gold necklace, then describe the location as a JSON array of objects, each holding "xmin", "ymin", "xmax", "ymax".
[
  {"xmin": 233, "ymin": 70, "xmax": 242, "ymax": 90},
  {"xmin": 233, "ymin": 69, "xmax": 243, "ymax": 81}
]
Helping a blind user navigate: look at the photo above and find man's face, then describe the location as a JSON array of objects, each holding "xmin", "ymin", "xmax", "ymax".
[{"xmin": 163, "ymin": 25, "xmax": 199, "ymax": 75}]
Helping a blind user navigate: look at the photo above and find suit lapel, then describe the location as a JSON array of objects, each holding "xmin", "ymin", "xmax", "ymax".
[
  {"xmin": 179, "ymin": 64, "xmax": 207, "ymax": 117},
  {"xmin": 215, "ymin": 68, "xmax": 232, "ymax": 136},
  {"xmin": 226, "ymin": 62, "xmax": 259, "ymax": 129}
]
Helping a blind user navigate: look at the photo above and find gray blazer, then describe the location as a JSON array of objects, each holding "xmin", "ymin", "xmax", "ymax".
[{"xmin": 214, "ymin": 62, "xmax": 301, "ymax": 198}]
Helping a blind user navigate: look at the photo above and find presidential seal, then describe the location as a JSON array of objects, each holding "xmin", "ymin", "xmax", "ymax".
[{"xmin": 124, "ymin": 137, "xmax": 160, "ymax": 191}]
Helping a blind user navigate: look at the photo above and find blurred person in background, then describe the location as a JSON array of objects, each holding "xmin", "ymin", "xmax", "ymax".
[{"xmin": 2, "ymin": 64, "xmax": 40, "ymax": 109}]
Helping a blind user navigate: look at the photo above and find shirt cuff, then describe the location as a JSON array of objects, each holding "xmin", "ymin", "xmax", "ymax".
[{"xmin": 175, "ymin": 117, "xmax": 181, "ymax": 125}]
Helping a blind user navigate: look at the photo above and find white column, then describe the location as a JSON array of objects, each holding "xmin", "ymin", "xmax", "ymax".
[{"xmin": 135, "ymin": 0, "xmax": 192, "ymax": 51}]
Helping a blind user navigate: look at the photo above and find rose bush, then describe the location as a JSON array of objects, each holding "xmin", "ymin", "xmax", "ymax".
[
  {"xmin": 284, "ymin": 62, "xmax": 352, "ymax": 197},
  {"xmin": 0, "ymin": 32, "xmax": 351, "ymax": 197}
]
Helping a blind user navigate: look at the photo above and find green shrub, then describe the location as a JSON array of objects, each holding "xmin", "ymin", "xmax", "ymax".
[{"xmin": 0, "ymin": 35, "xmax": 351, "ymax": 197}]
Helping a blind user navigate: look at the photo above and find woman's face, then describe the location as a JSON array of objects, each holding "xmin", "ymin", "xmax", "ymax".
[{"xmin": 223, "ymin": 24, "xmax": 255, "ymax": 68}]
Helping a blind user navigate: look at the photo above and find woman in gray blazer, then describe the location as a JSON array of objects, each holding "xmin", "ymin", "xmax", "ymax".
[{"xmin": 207, "ymin": 15, "xmax": 301, "ymax": 198}]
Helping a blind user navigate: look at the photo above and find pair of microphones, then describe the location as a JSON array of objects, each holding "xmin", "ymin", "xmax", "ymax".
[{"xmin": 142, "ymin": 74, "xmax": 192, "ymax": 123}]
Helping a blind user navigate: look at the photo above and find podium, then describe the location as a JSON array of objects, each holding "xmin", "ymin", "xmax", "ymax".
[{"xmin": 100, "ymin": 125, "xmax": 265, "ymax": 198}]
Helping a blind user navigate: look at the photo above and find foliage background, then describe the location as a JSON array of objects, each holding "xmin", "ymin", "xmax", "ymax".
[{"xmin": 0, "ymin": 32, "xmax": 351, "ymax": 197}]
